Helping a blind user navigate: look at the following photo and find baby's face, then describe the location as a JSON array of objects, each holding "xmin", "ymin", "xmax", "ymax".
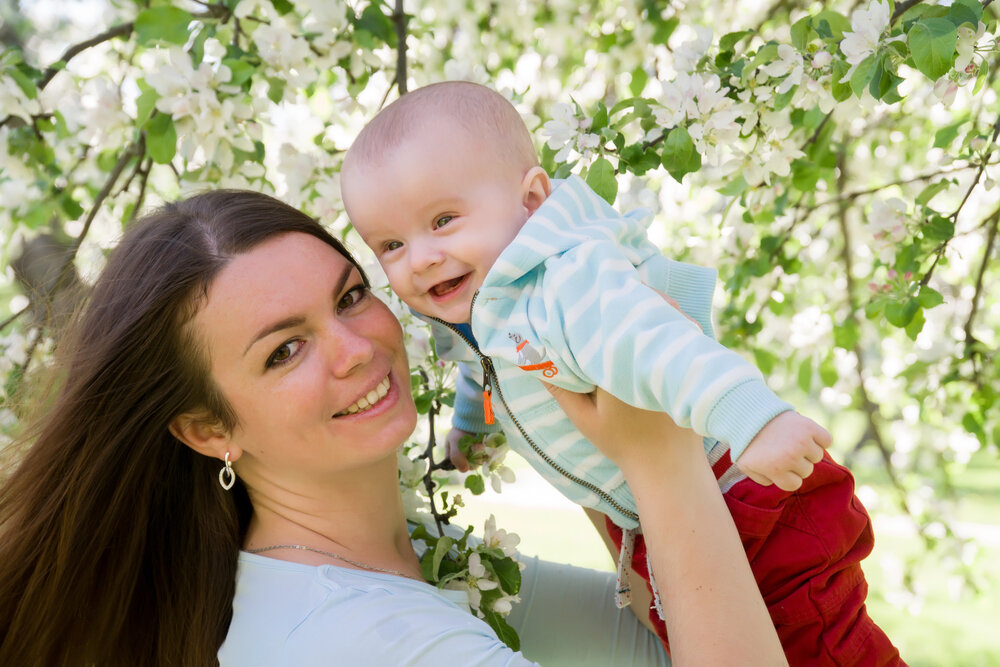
[{"xmin": 344, "ymin": 119, "xmax": 529, "ymax": 324}]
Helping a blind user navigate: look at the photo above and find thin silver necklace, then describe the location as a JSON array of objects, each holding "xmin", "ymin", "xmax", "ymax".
[{"xmin": 248, "ymin": 544, "xmax": 423, "ymax": 581}]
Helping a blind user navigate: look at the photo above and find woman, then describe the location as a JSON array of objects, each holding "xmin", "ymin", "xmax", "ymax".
[{"xmin": 0, "ymin": 191, "xmax": 782, "ymax": 665}]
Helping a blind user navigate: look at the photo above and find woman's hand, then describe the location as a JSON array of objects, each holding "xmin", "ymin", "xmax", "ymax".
[{"xmin": 541, "ymin": 385, "xmax": 703, "ymax": 475}]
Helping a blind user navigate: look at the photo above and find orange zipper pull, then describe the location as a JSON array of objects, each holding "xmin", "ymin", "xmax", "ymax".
[
  {"xmin": 483, "ymin": 388, "xmax": 494, "ymax": 424},
  {"xmin": 480, "ymin": 357, "xmax": 495, "ymax": 425}
]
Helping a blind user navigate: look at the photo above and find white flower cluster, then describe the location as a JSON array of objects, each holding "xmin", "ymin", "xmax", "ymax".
[
  {"xmin": 443, "ymin": 515, "xmax": 522, "ymax": 616},
  {"xmin": 839, "ymin": 0, "xmax": 901, "ymax": 81},
  {"xmin": 0, "ymin": 74, "xmax": 40, "ymax": 126},
  {"xmin": 541, "ymin": 102, "xmax": 600, "ymax": 162},
  {"xmin": 143, "ymin": 43, "xmax": 258, "ymax": 172},
  {"xmin": 475, "ymin": 432, "xmax": 516, "ymax": 493},
  {"xmin": 868, "ymin": 198, "xmax": 909, "ymax": 265}
]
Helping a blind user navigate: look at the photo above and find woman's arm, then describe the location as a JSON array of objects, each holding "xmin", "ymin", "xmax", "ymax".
[{"xmin": 545, "ymin": 386, "xmax": 787, "ymax": 667}]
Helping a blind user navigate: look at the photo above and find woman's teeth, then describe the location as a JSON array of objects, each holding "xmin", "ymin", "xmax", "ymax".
[{"xmin": 336, "ymin": 376, "xmax": 390, "ymax": 416}]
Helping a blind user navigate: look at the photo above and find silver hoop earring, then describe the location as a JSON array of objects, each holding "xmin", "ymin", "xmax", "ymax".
[{"xmin": 219, "ymin": 452, "xmax": 236, "ymax": 491}]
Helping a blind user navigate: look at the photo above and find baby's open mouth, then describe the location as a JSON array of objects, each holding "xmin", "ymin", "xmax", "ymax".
[
  {"xmin": 334, "ymin": 376, "xmax": 390, "ymax": 417},
  {"xmin": 429, "ymin": 275, "xmax": 467, "ymax": 297}
]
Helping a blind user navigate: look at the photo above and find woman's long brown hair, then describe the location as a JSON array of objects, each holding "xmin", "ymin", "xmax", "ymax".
[{"xmin": 0, "ymin": 191, "xmax": 364, "ymax": 666}]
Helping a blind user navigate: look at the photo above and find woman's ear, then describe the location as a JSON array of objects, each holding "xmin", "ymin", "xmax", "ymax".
[
  {"xmin": 169, "ymin": 411, "xmax": 236, "ymax": 462},
  {"xmin": 521, "ymin": 166, "xmax": 551, "ymax": 214}
]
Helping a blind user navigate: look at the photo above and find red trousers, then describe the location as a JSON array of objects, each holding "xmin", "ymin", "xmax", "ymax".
[{"xmin": 607, "ymin": 452, "xmax": 905, "ymax": 666}]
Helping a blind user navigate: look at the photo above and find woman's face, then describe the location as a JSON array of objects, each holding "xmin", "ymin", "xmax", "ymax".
[{"xmin": 192, "ymin": 232, "xmax": 416, "ymax": 485}]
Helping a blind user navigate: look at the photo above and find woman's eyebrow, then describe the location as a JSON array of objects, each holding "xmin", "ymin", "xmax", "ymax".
[{"xmin": 242, "ymin": 262, "xmax": 353, "ymax": 357}]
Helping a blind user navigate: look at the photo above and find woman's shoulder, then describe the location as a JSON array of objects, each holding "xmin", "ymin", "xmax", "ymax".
[{"xmin": 219, "ymin": 552, "xmax": 530, "ymax": 666}]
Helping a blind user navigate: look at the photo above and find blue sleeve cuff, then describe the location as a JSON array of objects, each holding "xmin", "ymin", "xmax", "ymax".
[{"xmin": 705, "ymin": 379, "xmax": 794, "ymax": 461}]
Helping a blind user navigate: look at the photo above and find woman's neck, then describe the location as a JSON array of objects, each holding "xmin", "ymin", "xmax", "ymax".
[{"xmin": 241, "ymin": 456, "xmax": 422, "ymax": 577}]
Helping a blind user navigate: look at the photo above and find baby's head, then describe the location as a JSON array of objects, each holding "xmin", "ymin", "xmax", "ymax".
[{"xmin": 342, "ymin": 82, "xmax": 550, "ymax": 324}]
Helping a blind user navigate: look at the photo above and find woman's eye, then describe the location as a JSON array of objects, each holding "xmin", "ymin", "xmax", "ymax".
[
  {"xmin": 434, "ymin": 215, "xmax": 453, "ymax": 229},
  {"xmin": 266, "ymin": 340, "xmax": 303, "ymax": 368},
  {"xmin": 384, "ymin": 241, "xmax": 403, "ymax": 252},
  {"xmin": 338, "ymin": 285, "xmax": 369, "ymax": 311}
]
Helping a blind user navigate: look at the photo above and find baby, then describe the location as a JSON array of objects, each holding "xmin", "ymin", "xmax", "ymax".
[{"xmin": 341, "ymin": 81, "xmax": 902, "ymax": 664}]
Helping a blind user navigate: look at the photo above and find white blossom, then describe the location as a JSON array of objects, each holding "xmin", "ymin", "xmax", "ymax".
[
  {"xmin": 0, "ymin": 75, "xmax": 41, "ymax": 124},
  {"xmin": 840, "ymin": 0, "xmax": 892, "ymax": 66},
  {"xmin": 673, "ymin": 26, "xmax": 713, "ymax": 73},
  {"xmin": 541, "ymin": 102, "xmax": 599, "ymax": 162},
  {"xmin": 482, "ymin": 514, "xmax": 521, "ymax": 557},
  {"xmin": 955, "ymin": 22, "xmax": 988, "ymax": 72}
]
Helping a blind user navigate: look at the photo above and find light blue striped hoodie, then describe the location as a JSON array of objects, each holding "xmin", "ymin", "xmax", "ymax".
[{"xmin": 422, "ymin": 176, "xmax": 793, "ymax": 529}]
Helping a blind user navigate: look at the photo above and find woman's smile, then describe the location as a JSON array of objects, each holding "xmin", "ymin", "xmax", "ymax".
[{"xmin": 334, "ymin": 374, "xmax": 393, "ymax": 418}]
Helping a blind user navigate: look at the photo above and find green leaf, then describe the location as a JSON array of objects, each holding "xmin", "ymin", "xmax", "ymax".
[
  {"xmin": 962, "ymin": 411, "xmax": 986, "ymax": 445},
  {"xmin": 923, "ymin": 215, "xmax": 955, "ymax": 241},
  {"xmin": 651, "ymin": 17, "xmax": 679, "ymax": 45},
  {"xmin": 915, "ymin": 180, "xmax": 950, "ymax": 205},
  {"xmin": 266, "ymin": 76, "xmax": 286, "ymax": 104},
  {"xmin": 585, "ymin": 157, "xmax": 618, "ymax": 204},
  {"xmin": 272, "ymin": 0, "xmax": 294, "ymax": 15},
  {"xmin": 357, "ymin": 3, "xmax": 396, "ymax": 47},
  {"xmin": 947, "ymin": 0, "xmax": 982, "ymax": 28},
  {"xmin": 791, "ymin": 160, "xmax": 821, "ymax": 191},
  {"xmin": 429, "ymin": 535, "xmax": 454, "ymax": 581},
  {"xmin": 720, "ymin": 30, "xmax": 753, "ymax": 53},
  {"xmin": 661, "ymin": 127, "xmax": 701, "ymax": 182},
  {"xmin": 145, "ymin": 113, "xmax": 177, "ymax": 164},
  {"xmin": 8, "ymin": 67, "xmax": 37, "ymax": 99},
  {"xmin": 973, "ymin": 60, "xmax": 989, "ymax": 95},
  {"xmin": 790, "ymin": 18, "xmax": 814, "ymax": 51},
  {"xmin": 886, "ymin": 298, "xmax": 920, "ymax": 327},
  {"xmin": 483, "ymin": 609, "xmax": 520, "ymax": 651},
  {"xmin": 850, "ymin": 54, "xmax": 878, "ymax": 97},
  {"xmin": 797, "ymin": 359, "xmax": 813, "ymax": 393},
  {"xmin": 819, "ymin": 354, "xmax": 838, "ymax": 387},
  {"xmin": 135, "ymin": 85, "xmax": 159, "ymax": 128},
  {"xmin": 831, "ymin": 60, "xmax": 852, "ymax": 102},
  {"xmin": 908, "ymin": 19, "xmax": 958, "ymax": 81},
  {"xmin": 590, "ymin": 102, "xmax": 608, "ymax": 134},
  {"xmin": 223, "ymin": 58, "xmax": 255, "ymax": 87},
  {"xmin": 718, "ymin": 175, "xmax": 748, "ymax": 196},
  {"xmin": 464, "ymin": 474, "xmax": 485, "ymax": 495},
  {"xmin": 904, "ymin": 307, "xmax": 925, "ymax": 340},
  {"xmin": 135, "ymin": 7, "xmax": 195, "ymax": 46},
  {"xmin": 833, "ymin": 321, "xmax": 859, "ymax": 350},
  {"xmin": 59, "ymin": 192, "xmax": 84, "ymax": 219},
  {"xmin": 752, "ymin": 348, "xmax": 778, "ymax": 375},
  {"xmin": 813, "ymin": 10, "xmax": 851, "ymax": 39},
  {"xmin": 489, "ymin": 556, "xmax": 521, "ymax": 595},
  {"xmin": 629, "ymin": 67, "xmax": 648, "ymax": 96},
  {"xmin": 917, "ymin": 286, "xmax": 944, "ymax": 308}
]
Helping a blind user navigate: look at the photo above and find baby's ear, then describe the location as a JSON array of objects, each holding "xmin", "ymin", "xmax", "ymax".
[
  {"xmin": 521, "ymin": 167, "xmax": 551, "ymax": 214},
  {"xmin": 169, "ymin": 410, "xmax": 236, "ymax": 462}
]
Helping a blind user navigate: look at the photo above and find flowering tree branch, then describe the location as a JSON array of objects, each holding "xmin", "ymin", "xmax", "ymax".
[
  {"xmin": 38, "ymin": 22, "xmax": 134, "ymax": 90},
  {"xmin": 962, "ymin": 205, "xmax": 999, "ymax": 352}
]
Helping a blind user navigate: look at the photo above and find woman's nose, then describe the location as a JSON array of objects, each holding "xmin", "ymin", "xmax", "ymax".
[{"xmin": 323, "ymin": 320, "xmax": 375, "ymax": 376}]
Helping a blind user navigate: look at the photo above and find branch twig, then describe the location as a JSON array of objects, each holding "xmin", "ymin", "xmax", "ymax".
[
  {"xmin": 0, "ymin": 305, "xmax": 30, "ymax": 333},
  {"xmin": 891, "ymin": 0, "xmax": 924, "ymax": 23},
  {"xmin": 392, "ymin": 0, "xmax": 409, "ymax": 95},
  {"xmin": 38, "ymin": 22, "xmax": 134, "ymax": 90},
  {"xmin": 962, "ymin": 205, "xmax": 1000, "ymax": 349}
]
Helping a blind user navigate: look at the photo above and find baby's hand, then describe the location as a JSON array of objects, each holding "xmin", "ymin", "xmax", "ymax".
[
  {"xmin": 736, "ymin": 412, "xmax": 831, "ymax": 491},
  {"xmin": 445, "ymin": 428, "xmax": 474, "ymax": 472}
]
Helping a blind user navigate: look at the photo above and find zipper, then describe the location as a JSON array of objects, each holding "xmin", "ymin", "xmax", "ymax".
[{"xmin": 430, "ymin": 293, "xmax": 639, "ymax": 523}]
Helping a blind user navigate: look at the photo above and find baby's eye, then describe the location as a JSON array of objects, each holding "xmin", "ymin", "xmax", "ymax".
[
  {"xmin": 266, "ymin": 339, "xmax": 304, "ymax": 369},
  {"xmin": 384, "ymin": 240, "xmax": 403, "ymax": 252},
  {"xmin": 434, "ymin": 215, "xmax": 453, "ymax": 229},
  {"xmin": 338, "ymin": 285, "xmax": 369, "ymax": 311}
]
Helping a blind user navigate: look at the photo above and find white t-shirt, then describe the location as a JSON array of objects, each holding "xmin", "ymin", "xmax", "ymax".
[{"xmin": 219, "ymin": 550, "xmax": 669, "ymax": 666}]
